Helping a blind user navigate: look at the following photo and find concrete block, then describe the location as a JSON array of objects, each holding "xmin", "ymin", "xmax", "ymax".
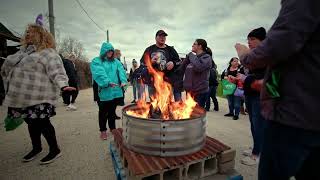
[
  {"xmin": 218, "ymin": 160, "xmax": 235, "ymax": 174},
  {"xmin": 218, "ymin": 149, "xmax": 236, "ymax": 164},
  {"xmin": 163, "ymin": 167, "xmax": 183, "ymax": 180},
  {"xmin": 185, "ymin": 161, "xmax": 202, "ymax": 180},
  {"xmin": 201, "ymin": 157, "xmax": 218, "ymax": 178}
]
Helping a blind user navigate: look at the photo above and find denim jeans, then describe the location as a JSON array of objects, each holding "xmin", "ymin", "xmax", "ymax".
[
  {"xmin": 226, "ymin": 95, "xmax": 241, "ymax": 116},
  {"xmin": 147, "ymin": 84, "xmax": 181, "ymax": 102},
  {"xmin": 173, "ymin": 89, "xmax": 182, "ymax": 102},
  {"xmin": 259, "ymin": 121, "xmax": 320, "ymax": 180},
  {"xmin": 245, "ymin": 94, "xmax": 266, "ymax": 156},
  {"xmin": 147, "ymin": 85, "xmax": 155, "ymax": 100},
  {"xmin": 132, "ymin": 80, "xmax": 137, "ymax": 100},
  {"xmin": 205, "ymin": 86, "xmax": 219, "ymax": 111},
  {"xmin": 194, "ymin": 92, "xmax": 208, "ymax": 108},
  {"xmin": 136, "ymin": 83, "xmax": 145, "ymax": 100}
]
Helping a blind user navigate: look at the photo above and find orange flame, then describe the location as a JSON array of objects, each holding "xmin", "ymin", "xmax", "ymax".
[
  {"xmin": 126, "ymin": 94, "xmax": 150, "ymax": 118},
  {"xmin": 170, "ymin": 93, "xmax": 197, "ymax": 119},
  {"xmin": 127, "ymin": 53, "xmax": 197, "ymax": 120}
]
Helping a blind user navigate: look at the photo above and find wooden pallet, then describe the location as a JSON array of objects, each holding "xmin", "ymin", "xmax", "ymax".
[{"xmin": 110, "ymin": 128, "xmax": 241, "ymax": 180}]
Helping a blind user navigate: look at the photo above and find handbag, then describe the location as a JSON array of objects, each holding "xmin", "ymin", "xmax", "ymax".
[
  {"xmin": 234, "ymin": 87, "xmax": 244, "ymax": 97},
  {"xmin": 4, "ymin": 115, "xmax": 24, "ymax": 131},
  {"xmin": 222, "ymin": 79, "xmax": 236, "ymax": 96}
]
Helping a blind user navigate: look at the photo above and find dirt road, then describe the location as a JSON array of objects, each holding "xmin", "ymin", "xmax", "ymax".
[{"xmin": 0, "ymin": 87, "xmax": 257, "ymax": 180}]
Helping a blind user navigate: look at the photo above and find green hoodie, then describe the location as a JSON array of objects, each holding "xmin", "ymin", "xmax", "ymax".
[{"xmin": 90, "ymin": 42, "xmax": 127, "ymax": 101}]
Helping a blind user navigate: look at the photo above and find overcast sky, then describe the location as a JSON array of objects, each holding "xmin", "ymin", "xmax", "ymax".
[{"xmin": 1, "ymin": 0, "xmax": 281, "ymax": 72}]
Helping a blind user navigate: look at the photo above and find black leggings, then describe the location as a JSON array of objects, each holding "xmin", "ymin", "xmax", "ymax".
[
  {"xmin": 98, "ymin": 99, "xmax": 117, "ymax": 132},
  {"xmin": 24, "ymin": 118, "xmax": 59, "ymax": 152}
]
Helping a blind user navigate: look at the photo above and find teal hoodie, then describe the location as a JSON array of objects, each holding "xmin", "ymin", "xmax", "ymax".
[{"xmin": 90, "ymin": 42, "xmax": 127, "ymax": 101}]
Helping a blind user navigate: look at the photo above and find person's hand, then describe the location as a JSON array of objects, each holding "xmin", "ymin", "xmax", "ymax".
[
  {"xmin": 109, "ymin": 83, "xmax": 118, "ymax": 87},
  {"xmin": 63, "ymin": 86, "xmax": 76, "ymax": 91},
  {"xmin": 166, "ymin": 61, "xmax": 174, "ymax": 70},
  {"xmin": 236, "ymin": 73, "xmax": 247, "ymax": 82},
  {"xmin": 188, "ymin": 52, "xmax": 195, "ymax": 58},
  {"xmin": 228, "ymin": 75, "xmax": 235, "ymax": 80},
  {"xmin": 120, "ymin": 83, "xmax": 126, "ymax": 87},
  {"xmin": 228, "ymin": 75, "xmax": 236, "ymax": 83},
  {"xmin": 235, "ymin": 43, "xmax": 250, "ymax": 58}
]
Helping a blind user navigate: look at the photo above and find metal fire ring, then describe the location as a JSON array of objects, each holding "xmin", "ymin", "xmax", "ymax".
[{"xmin": 122, "ymin": 104, "xmax": 207, "ymax": 157}]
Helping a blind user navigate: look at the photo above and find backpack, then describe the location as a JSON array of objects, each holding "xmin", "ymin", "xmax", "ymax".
[{"xmin": 209, "ymin": 68, "xmax": 219, "ymax": 86}]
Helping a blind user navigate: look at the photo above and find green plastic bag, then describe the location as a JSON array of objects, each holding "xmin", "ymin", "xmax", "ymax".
[
  {"xmin": 266, "ymin": 70, "xmax": 281, "ymax": 98},
  {"xmin": 222, "ymin": 79, "xmax": 237, "ymax": 96},
  {"xmin": 4, "ymin": 116, "xmax": 24, "ymax": 131}
]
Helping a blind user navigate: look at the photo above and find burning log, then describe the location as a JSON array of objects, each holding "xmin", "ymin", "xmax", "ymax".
[{"xmin": 149, "ymin": 105, "xmax": 162, "ymax": 119}]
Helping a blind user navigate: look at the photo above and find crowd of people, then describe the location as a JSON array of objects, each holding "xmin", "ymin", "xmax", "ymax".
[
  {"xmin": 128, "ymin": 30, "xmax": 219, "ymax": 110},
  {"xmin": 1, "ymin": 0, "xmax": 320, "ymax": 179}
]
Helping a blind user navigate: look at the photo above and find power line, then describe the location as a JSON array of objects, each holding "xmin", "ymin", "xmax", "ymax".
[
  {"xmin": 0, "ymin": 18, "xmax": 23, "ymax": 36},
  {"xmin": 6, "ymin": 26, "xmax": 22, "ymax": 37},
  {"xmin": 74, "ymin": 0, "xmax": 107, "ymax": 34}
]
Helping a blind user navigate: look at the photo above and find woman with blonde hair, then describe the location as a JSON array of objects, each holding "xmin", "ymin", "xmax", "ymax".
[{"xmin": 1, "ymin": 17, "xmax": 75, "ymax": 164}]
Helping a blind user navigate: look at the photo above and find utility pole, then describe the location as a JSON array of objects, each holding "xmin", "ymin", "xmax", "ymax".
[
  {"xmin": 123, "ymin": 57, "xmax": 127, "ymax": 71},
  {"xmin": 48, "ymin": 0, "xmax": 55, "ymax": 37},
  {"xmin": 107, "ymin": 30, "xmax": 109, "ymax": 42}
]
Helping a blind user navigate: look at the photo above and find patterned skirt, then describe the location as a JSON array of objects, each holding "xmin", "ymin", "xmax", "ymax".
[{"xmin": 8, "ymin": 103, "xmax": 56, "ymax": 120}]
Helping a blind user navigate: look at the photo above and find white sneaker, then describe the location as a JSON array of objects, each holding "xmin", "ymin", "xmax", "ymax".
[
  {"xmin": 66, "ymin": 104, "xmax": 77, "ymax": 111},
  {"xmin": 241, "ymin": 156, "xmax": 259, "ymax": 166},
  {"xmin": 243, "ymin": 149, "xmax": 252, "ymax": 156}
]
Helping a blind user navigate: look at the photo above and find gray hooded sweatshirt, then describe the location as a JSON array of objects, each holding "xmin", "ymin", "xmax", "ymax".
[{"xmin": 180, "ymin": 52, "xmax": 212, "ymax": 95}]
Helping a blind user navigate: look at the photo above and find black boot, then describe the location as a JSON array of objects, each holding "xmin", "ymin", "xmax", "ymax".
[
  {"xmin": 214, "ymin": 106, "xmax": 219, "ymax": 111},
  {"xmin": 224, "ymin": 113, "xmax": 234, "ymax": 117}
]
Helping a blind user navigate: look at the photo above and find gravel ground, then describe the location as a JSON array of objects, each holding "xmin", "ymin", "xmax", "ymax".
[{"xmin": 0, "ymin": 87, "xmax": 257, "ymax": 180}]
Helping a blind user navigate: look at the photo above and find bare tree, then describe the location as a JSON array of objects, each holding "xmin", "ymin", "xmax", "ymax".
[
  {"xmin": 57, "ymin": 36, "xmax": 88, "ymax": 61},
  {"xmin": 43, "ymin": 12, "xmax": 88, "ymax": 61}
]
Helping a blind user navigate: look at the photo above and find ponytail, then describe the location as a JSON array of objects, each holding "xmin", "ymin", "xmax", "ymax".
[
  {"xmin": 195, "ymin": 39, "xmax": 213, "ymax": 57},
  {"xmin": 206, "ymin": 47, "xmax": 212, "ymax": 57}
]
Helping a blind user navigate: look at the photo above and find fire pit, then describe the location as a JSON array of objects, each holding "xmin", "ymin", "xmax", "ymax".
[
  {"xmin": 122, "ymin": 104, "xmax": 207, "ymax": 157},
  {"xmin": 121, "ymin": 53, "xmax": 207, "ymax": 156}
]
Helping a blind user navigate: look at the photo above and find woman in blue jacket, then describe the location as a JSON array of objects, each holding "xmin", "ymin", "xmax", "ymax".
[{"xmin": 90, "ymin": 42, "xmax": 127, "ymax": 140}]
